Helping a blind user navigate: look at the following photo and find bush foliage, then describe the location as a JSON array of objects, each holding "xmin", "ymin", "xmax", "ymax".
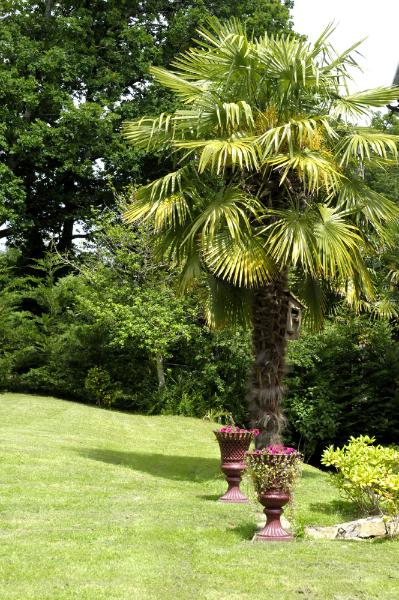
[
  {"xmin": 284, "ymin": 318, "xmax": 399, "ymax": 461},
  {"xmin": 321, "ymin": 436, "xmax": 399, "ymax": 517},
  {"xmin": 0, "ymin": 217, "xmax": 252, "ymax": 422}
]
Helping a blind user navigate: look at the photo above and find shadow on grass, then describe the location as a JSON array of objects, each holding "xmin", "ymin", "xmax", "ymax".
[
  {"xmin": 197, "ymin": 494, "xmax": 223, "ymax": 502},
  {"xmin": 75, "ymin": 448, "xmax": 220, "ymax": 483},
  {"xmin": 228, "ymin": 521, "xmax": 258, "ymax": 541},
  {"xmin": 301, "ymin": 469, "xmax": 323, "ymax": 479},
  {"xmin": 309, "ymin": 499, "xmax": 357, "ymax": 519}
]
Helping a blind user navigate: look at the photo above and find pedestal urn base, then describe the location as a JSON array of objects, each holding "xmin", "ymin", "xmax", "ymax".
[
  {"xmin": 219, "ymin": 461, "xmax": 248, "ymax": 503},
  {"xmin": 255, "ymin": 489, "xmax": 293, "ymax": 542}
]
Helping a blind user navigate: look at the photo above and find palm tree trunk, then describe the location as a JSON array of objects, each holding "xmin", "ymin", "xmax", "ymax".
[{"xmin": 248, "ymin": 271, "xmax": 290, "ymax": 448}]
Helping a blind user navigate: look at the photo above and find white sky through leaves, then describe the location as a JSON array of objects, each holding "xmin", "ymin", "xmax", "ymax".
[{"xmin": 292, "ymin": 0, "xmax": 398, "ymax": 91}]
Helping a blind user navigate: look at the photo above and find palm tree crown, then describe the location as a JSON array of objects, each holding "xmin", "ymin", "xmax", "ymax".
[{"xmin": 122, "ymin": 19, "xmax": 399, "ymax": 443}]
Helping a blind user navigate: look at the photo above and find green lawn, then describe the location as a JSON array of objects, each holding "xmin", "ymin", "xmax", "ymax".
[{"xmin": 0, "ymin": 393, "xmax": 397, "ymax": 600}]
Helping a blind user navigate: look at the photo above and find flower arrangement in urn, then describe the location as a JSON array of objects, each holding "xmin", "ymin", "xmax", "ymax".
[
  {"xmin": 214, "ymin": 426, "xmax": 260, "ymax": 503},
  {"xmin": 245, "ymin": 445, "xmax": 302, "ymax": 541}
]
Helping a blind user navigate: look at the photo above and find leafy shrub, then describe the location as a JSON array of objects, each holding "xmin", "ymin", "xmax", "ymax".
[
  {"xmin": 284, "ymin": 317, "xmax": 399, "ymax": 462},
  {"xmin": 84, "ymin": 367, "xmax": 116, "ymax": 409},
  {"xmin": 321, "ymin": 435, "xmax": 399, "ymax": 517},
  {"xmin": 0, "ymin": 354, "xmax": 14, "ymax": 390},
  {"xmin": 18, "ymin": 366, "xmax": 60, "ymax": 393}
]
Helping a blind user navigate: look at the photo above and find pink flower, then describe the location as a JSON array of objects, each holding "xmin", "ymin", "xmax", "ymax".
[
  {"xmin": 218, "ymin": 426, "xmax": 258, "ymax": 434},
  {"xmin": 266, "ymin": 444, "xmax": 297, "ymax": 455}
]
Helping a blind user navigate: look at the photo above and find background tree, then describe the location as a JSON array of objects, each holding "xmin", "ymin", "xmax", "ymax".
[
  {"xmin": 123, "ymin": 19, "xmax": 399, "ymax": 446},
  {"xmin": 0, "ymin": 210, "xmax": 252, "ymax": 420},
  {"xmin": 284, "ymin": 316, "xmax": 399, "ymax": 462},
  {"xmin": 0, "ymin": 0, "xmax": 292, "ymax": 260}
]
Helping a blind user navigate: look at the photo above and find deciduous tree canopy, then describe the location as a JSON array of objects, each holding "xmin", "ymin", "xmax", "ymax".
[{"xmin": 0, "ymin": 0, "xmax": 293, "ymax": 259}]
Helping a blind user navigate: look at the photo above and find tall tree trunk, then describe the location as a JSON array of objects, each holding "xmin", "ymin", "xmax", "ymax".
[
  {"xmin": 44, "ymin": 0, "xmax": 52, "ymax": 19},
  {"xmin": 57, "ymin": 217, "xmax": 74, "ymax": 252},
  {"xmin": 155, "ymin": 354, "xmax": 166, "ymax": 389},
  {"xmin": 21, "ymin": 225, "xmax": 46, "ymax": 261},
  {"xmin": 248, "ymin": 271, "xmax": 290, "ymax": 448}
]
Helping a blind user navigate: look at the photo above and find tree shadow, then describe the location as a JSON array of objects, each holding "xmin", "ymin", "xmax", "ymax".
[
  {"xmin": 197, "ymin": 494, "xmax": 223, "ymax": 502},
  {"xmin": 301, "ymin": 469, "xmax": 322, "ymax": 479},
  {"xmin": 228, "ymin": 521, "xmax": 258, "ymax": 541},
  {"xmin": 308, "ymin": 499, "xmax": 357, "ymax": 519},
  {"xmin": 75, "ymin": 447, "xmax": 220, "ymax": 483}
]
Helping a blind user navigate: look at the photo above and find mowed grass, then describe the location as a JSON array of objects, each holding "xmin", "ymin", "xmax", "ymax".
[{"xmin": 0, "ymin": 394, "xmax": 398, "ymax": 600}]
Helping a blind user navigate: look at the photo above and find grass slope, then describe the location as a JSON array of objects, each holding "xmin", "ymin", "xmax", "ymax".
[{"xmin": 0, "ymin": 393, "xmax": 397, "ymax": 600}]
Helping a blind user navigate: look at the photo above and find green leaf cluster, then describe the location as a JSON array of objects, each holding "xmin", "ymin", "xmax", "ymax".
[{"xmin": 321, "ymin": 435, "xmax": 399, "ymax": 517}]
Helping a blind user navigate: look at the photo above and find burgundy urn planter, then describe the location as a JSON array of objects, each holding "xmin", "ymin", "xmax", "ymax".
[
  {"xmin": 245, "ymin": 446, "xmax": 301, "ymax": 542},
  {"xmin": 213, "ymin": 429, "xmax": 256, "ymax": 503},
  {"xmin": 255, "ymin": 488, "xmax": 293, "ymax": 542}
]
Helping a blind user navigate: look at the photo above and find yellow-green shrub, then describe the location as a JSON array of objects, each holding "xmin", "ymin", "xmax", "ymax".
[{"xmin": 321, "ymin": 436, "xmax": 399, "ymax": 516}]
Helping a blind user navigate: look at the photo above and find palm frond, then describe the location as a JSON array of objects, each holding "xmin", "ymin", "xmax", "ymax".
[
  {"xmin": 297, "ymin": 274, "xmax": 328, "ymax": 331},
  {"xmin": 205, "ymin": 274, "xmax": 253, "ymax": 329},
  {"xmin": 262, "ymin": 205, "xmax": 318, "ymax": 272},
  {"xmin": 314, "ymin": 205, "xmax": 364, "ymax": 278},
  {"xmin": 124, "ymin": 191, "xmax": 190, "ymax": 231},
  {"xmin": 151, "ymin": 221, "xmax": 193, "ymax": 264},
  {"xmin": 183, "ymin": 186, "xmax": 258, "ymax": 244},
  {"xmin": 337, "ymin": 179, "xmax": 399, "ymax": 226},
  {"xmin": 258, "ymin": 115, "xmax": 337, "ymax": 157},
  {"xmin": 152, "ymin": 194, "xmax": 191, "ymax": 232},
  {"xmin": 123, "ymin": 166, "xmax": 195, "ymax": 225},
  {"xmin": 336, "ymin": 128, "xmax": 398, "ymax": 166},
  {"xmin": 171, "ymin": 47, "xmax": 220, "ymax": 81},
  {"xmin": 203, "ymin": 228, "xmax": 276, "ymax": 287},
  {"xmin": 122, "ymin": 113, "xmax": 174, "ymax": 151},
  {"xmin": 174, "ymin": 136, "xmax": 259, "ymax": 173},
  {"xmin": 197, "ymin": 21, "xmax": 251, "ymax": 63},
  {"xmin": 256, "ymin": 34, "xmax": 322, "ymax": 89},
  {"xmin": 321, "ymin": 38, "xmax": 364, "ymax": 80},
  {"xmin": 178, "ymin": 251, "xmax": 203, "ymax": 293},
  {"xmin": 339, "ymin": 86, "xmax": 399, "ymax": 107},
  {"xmin": 149, "ymin": 66, "xmax": 208, "ymax": 104},
  {"xmin": 144, "ymin": 165, "xmax": 196, "ymax": 201},
  {"xmin": 213, "ymin": 101, "xmax": 255, "ymax": 132},
  {"xmin": 332, "ymin": 87, "xmax": 399, "ymax": 120},
  {"xmin": 311, "ymin": 22, "xmax": 336, "ymax": 55},
  {"xmin": 264, "ymin": 204, "xmax": 365, "ymax": 279},
  {"xmin": 264, "ymin": 150, "xmax": 342, "ymax": 193},
  {"xmin": 173, "ymin": 18, "xmax": 254, "ymax": 88},
  {"xmin": 347, "ymin": 264, "xmax": 375, "ymax": 306},
  {"xmin": 371, "ymin": 295, "xmax": 399, "ymax": 320},
  {"xmin": 331, "ymin": 97, "xmax": 371, "ymax": 120},
  {"xmin": 174, "ymin": 101, "xmax": 256, "ymax": 137},
  {"xmin": 198, "ymin": 17, "xmax": 247, "ymax": 47}
]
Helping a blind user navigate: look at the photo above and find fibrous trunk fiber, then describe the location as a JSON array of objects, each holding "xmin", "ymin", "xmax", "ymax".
[{"xmin": 248, "ymin": 272, "xmax": 289, "ymax": 448}]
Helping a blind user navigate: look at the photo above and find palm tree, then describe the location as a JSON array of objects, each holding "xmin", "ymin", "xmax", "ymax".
[
  {"xmin": 387, "ymin": 63, "xmax": 399, "ymax": 112},
  {"xmin": 122, "ymin": 20, "xmax": 399, "ymax": 447}
]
